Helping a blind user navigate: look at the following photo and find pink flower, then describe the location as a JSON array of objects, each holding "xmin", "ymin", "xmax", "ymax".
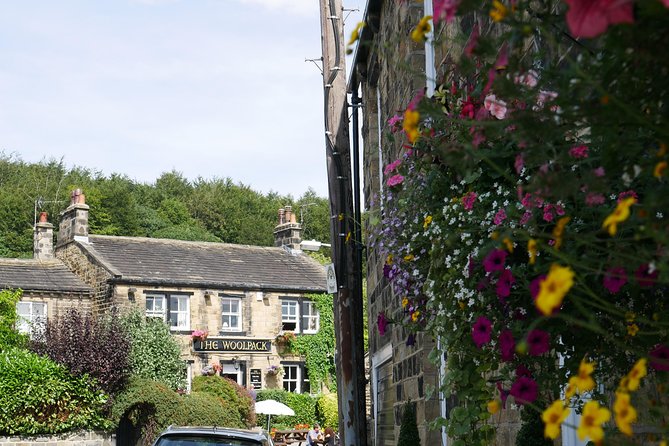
[
  {"xmin": 635, "ymin": 263, "xmax": 658, "ymax": 287},
  {"xmin": 377, "ymin": 312, "xmax": 388, "ymax": 336},
  {"xmin": 514, "ymin": 70, "xmax": 539, "ymax": 88},
  {"xmin": 407, "ymin": 90, "xmax": 425, "ymax": 111},
  {"xmin": 519, "ymin": 211, "xmax": 532, "ymax": 225},
  {"xmin": 585, "ymin": 192, "xmax": 605, "ymax": 207},
  {"xmin": 433, "ymin": 0, "xmax": 460, "ymax": 24},
  {"xmin": 569, "ymin": 144, "xmax": 589, "ymax": 159},
  {"xmin": 618, "ymin": 190, "xmax": 638, "ymax": 202},
  {"xmin": 484, "ymin": 94, "xmax": 508, "ymax": 119},
  {"xmin": 496, "ymin": 269, "xmax": 516, "ymax": 300},
  {"xmin": 384, "ymin": 159, "xmax": 402, "ymax": 175},
  {"xmin": 462, "ymin": 191, "xmax": 477, "ymax": 211},
  {"xmin": 483, "ymin": 249, "xmax": 508, "ymax": 273},
  {"xmin": 603, "ymin": 266, "xmax": 627, "ymax": 293},
  {"xmin": 463, "ymin": 22, "xmax": 479, "ymax": 57},
  {"xmin": 536, "ymin": 90, "xmax": 558, "ymax": 109},
  {"xmin": 484, "ymin": 43, "xmax": 509, "ymax": 94},
  {"xmin": 472, "ymin": 316, "xmax": 492, "ymax": 347},
  {"xmin": 649, "ymin": 344, "xmax": 669, "ymax": 371},
  {"xmin": 499, "ymin": 329, "xmax": 515, "ymax": 362},
  {"xmin": 386, "ymin": 174, "xmax": 404, "ymax": 187},
  {"xmin": 564, "ymin": 0, "xmax": 634, "ymax": 39},
  {"xmin": 387, "ymin": 114, "xmax": 402, "ymax": 132},
  {"xmin": 510, "ymin": 376, "xmax": 538, "ymax": 405},
  {"xmin": 493, "ymin": 208, "xmax": 507, "ymax": 225},
  {"xmin": 593, "ymin": 166, "xmax": 606, "ymax": 177},
  {"xmin": 527, "ymin": 329, "xmax": 550, "ymax": 356},
  {"xmin": 514, "ymin": 153, "xmax": 525, "ymax": 174},
  {"xmin": 472, "ymin": 131, "xmax": 487, "ymax": 147}
]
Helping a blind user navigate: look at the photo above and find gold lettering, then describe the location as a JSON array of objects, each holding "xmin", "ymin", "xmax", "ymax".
[
  {"xmin": 221, "ymin": 340, "xmax": 232, "ymax": 350},
  {"xmin": 234, "ymin": 341, "xmax": 243, "ymax": 350},
  {"xmin": 203, "ymin": 340, "xmax": 215, "ymax": 350}
]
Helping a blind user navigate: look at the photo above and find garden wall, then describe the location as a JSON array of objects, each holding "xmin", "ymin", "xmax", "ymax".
[{"xmin": 0, "ymin": 431, "xmax": 114, "ymax": 446}]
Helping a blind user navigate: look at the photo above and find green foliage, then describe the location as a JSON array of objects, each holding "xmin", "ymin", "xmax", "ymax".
[
  {"xmin": 120, "ymin": 309, "xmax": 186, "ymax": 390},
  {"xmin": 192, "ymin": 375, "xmax": 256, "ymax": 427},
  {"xmin": 515, "ymin": 408, "xmax": 552, "ymax": 446},
  {"xmin": 0, "ymin": 288, "xmax": 27, "ymax": 350},
  {"xmin": 0, "ymin": 347, "xmax": 110, "ymax": 435},
  {"xmin": 397, "ymin": 401, "xmax": 420, "ymax": 446},
  {"xmin": 256, "ymin": 389, "xmax": 317, "ymax": 429},
  {"xmin": 315, "ymin": 393, "xmax": 338, "ymax": 430},
  {"xmin": 112, "ymin": 378, "xmax": 245, "ymax": 446},
  {"xmin": 293, "ymin": 293, "xmax": 337, "ymax": 392}
]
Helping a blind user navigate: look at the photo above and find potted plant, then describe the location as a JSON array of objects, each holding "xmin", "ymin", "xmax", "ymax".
[
  {"xmin": 274, "ymin": 331, "xmax": 296, "ymax": 354},
  {"xmin": 266, "ymin": 365, "xmax": 284, "ymax": 377},
  {"xmin": 191, "ymin": 329, "xmax": 208, "ymax": 342}
]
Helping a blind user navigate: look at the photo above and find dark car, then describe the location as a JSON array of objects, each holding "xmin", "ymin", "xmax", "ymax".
[{"xmin": 152, "ymin": 426, "xmax": 274, "ymax": 446}]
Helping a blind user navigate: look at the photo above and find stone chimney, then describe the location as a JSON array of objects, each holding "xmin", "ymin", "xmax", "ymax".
[
  {"xmin": 57, "ymin": 189, "xmax": 89, "ymax": 246},
  {"xmin": 34, "ymin": 212, "xmax": 54, "ymax": 260},
  {"xmin": 273, "ymin": 205, "xmax": 303, "ymax": 250}
]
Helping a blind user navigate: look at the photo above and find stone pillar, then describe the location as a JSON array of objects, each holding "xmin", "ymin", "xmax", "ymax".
[
  {"xmin": 273, "ymin": 206, "xmax": 303, "ymax": 250},
  {"xmin": 57, "ymin": 189, "xmax": 89, "ymax": 246},
  {"xmin": 34, "ymin": 212, "xmax": 54, "ymax": 260}
]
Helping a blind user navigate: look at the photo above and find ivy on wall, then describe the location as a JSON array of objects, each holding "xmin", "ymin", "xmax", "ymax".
[{"xmin": 293, "ymin": 293, "xmax": 337, "ymax": 392}]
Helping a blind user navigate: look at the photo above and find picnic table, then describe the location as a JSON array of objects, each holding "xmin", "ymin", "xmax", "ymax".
[{"xmin": 271, "ymin": 429, "xmax": 326, "ymax": 446}]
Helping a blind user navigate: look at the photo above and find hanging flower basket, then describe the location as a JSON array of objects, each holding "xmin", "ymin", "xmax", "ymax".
[
  {"xmin": 266, "ymin": 365, "xmax": 284, "ymax": 377},
  {"xmin": 191, "ymin": 329, "xmax": 208, "ymax": 342}
]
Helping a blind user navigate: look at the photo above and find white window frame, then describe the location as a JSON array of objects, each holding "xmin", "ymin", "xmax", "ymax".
[
  {"xmin": 301, "ymin": 300, "xmax": 320, "ymax": 334},
  {"xmin": 281, "ymin": 300, "xmax": 300, "ymax": 333},
  {"xmin": 145, "ymin": 292, "xmax": 190, "ymax": 331},
  {"xmin": 16, "ymin": 301, "xmax": 47, "ymax": 339},
  {"xmin": 221, "ymin": 296, "xmax": 242, "ymax": 332},
  {"xmin": 283, "ymin": 364, "xmax": 300, "ymax": 393},
  {"xmin": 145, "ymin": 294, "xmax": 167, "ymax": 320}
]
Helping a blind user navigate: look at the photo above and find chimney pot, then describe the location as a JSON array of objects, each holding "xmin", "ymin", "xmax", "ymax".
[
  {"xmin": 39, "ymin": 212, "xmax": 48, "ymax": 223},
  {"xmin": 278, "ymin": 208, "xmax": 285, "ymax": 225}
]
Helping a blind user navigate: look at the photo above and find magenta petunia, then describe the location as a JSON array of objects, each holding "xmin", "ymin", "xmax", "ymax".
[
  {"xmin": 463, "ymin": 22, "xmax": 479, "ymax": 57},
  {"xmin": 635, "ymin": 263, "xmax": 658, "ymax": 287},
  {"xmin": 472, "ymin": 316, "xmax": 492, "ymax": 348},
  {"xmin": 509, "ymin": 376, "xmax": 538, "ymax": 405},
  {"xmin": 493, "ymin": 208, "xmax": 507, "ymax": 225},
  {"xmin": 483, "ymin": 249, "xmax": 508, "ymax": 273},
  {"xmin": 499, "ymin": 329, "xmax": 515, "ymax": 362},
  {"xmin": 564, "ymin": 0, "xmax": 634, "ymax": 39},
  {"xmin": 649, "ymin": 344, "xmax": 669, "ymax": 371},
  {"xmin": 569, "ymin": 144, "xmax": 589, "ymax": 159},
  {"xmin": 433, "ymin": 0, "xmax": 460, "ymax": 24},
  {"xmin": 377, "ymin": 312, "xmax": 388, "ymax": 336},
  {"xmin": 383, "ymin": 159, "xmax": 402, "ymax": 175},
  {"xmin": 527, "ymin": 329, "xmax": 551, "ymax": 356},
  {"xmin": 496, "ymin": 269, "xmax": 516, "ymax": 300},
  {"xmin": 386, "ymin": 174, "xmax": 405, "ymax": 187},
  {"xmin": 603, "ymin": 266, "xmax": 627, "ymax": 293},
  {"xmin": 516, "ymin": 364, "xmax": 532, "ymax": 378},
  {"xmin": 462, "ymin": 191, "xmax": 477, "ymax": 211}
]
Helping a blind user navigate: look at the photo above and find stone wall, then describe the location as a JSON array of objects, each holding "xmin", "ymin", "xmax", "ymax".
[{"xmin": 0, "ymin": 431, "xmax": 114, "ymax": 446}]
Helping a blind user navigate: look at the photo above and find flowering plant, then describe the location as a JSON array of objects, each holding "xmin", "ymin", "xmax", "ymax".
[
  {"xmin": 266, "ymin": 365, "xmax": 284, "ymax": 377},
  {"xmin": 371, "ymin": 0, "xmax": 669, "ymax": 444},
  {"xmin": 191, "ymin": 329, "xmax": 208, "ymax": 342},
  {"xmin": 274, "ymin": 331, "xmax": 297, "ymax": 354}
]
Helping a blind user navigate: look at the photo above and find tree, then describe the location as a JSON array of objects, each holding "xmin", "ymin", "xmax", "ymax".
[{"xmin": 397, "ymin": 401, "xmax": 420, "ymax": 446}]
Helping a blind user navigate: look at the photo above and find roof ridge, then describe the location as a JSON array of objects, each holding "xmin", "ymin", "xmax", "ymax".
[{"xmin": 89, "ymin": 234, "xmax": 285, "ymax": 250}]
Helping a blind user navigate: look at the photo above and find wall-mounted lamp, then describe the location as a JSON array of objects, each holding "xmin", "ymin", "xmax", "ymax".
[
  {"xmin": 128, "ymin": 287, "xmax": 137, "ymax": 301},
  {"xmin": 232, "ymin": 357, "xmax": 240, "ymax": 371}
]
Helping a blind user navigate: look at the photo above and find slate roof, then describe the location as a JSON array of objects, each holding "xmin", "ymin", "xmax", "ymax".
[
  {"xmin": 0, "ymin": 259, "xmax": 92, "ymax": 294},
  {"xmin": 82, "ymin": 235, "xmax": 328, "ymax": 293}
]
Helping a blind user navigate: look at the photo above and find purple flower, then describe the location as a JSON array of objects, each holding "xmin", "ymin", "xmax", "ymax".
[
  {"xmin": 386, "ymin": 174, "xmax": 405, "ymax": 187},
  {"xmin": 499, "ymin": 329, "xmax": 515, "ymax": 362},
  {"xmin": 635, "ymin": 264, "xmax": 658, "ymax": 287},
  {"xmin": 496, "ymin": 269, "xmax": 516, "ymax": 300},
  {"xmin": 527, "ymin": 329, "xmax": 550, "ymax": 356},
  {"xmin": 483, "ymin": 249, "xmax": 507, "ymax": 273},
  {"xmin": 377, "ymin": 312, "xmax": 388, "ymax": 336},
  {"xmin": 472, "ymin": 316, "xmax": 492, "ymax": 348},
  {"xmin": 650, "ymin": 344, "xmax": 669, "ymax": 371},
  {"xmin": 406, "ymin": 333, "xmax": 416, "ymax": 346},
  {"xmin": 462, "ymin": 192, "xmax": 477, "ymax": 211},
  {"xmin": 519, "ymin": 211, "xmax": 532, "ymax": 226},
  {"xmin": 493, "ymin": 208, "xmax": 507, "ymax": 225},
  {"xmin": 509, "ymin": 376, "xmax": 538, "ymax": 405},
  {"xmin": 516, "ymin": 364, "xmax": 532, "ymax": 378},
  {"xmin": 603, "ymin": 266, "xmax": 627, "ymax": 294}
]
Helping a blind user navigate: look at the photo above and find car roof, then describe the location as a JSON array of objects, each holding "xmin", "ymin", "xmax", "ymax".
[{"xmin": 158, "ymin": 426, "xmax": 269, "ymax": 442}]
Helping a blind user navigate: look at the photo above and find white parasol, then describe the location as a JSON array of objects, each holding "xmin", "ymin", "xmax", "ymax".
[{"xmin": 255, "ymin": 399, "xmax": 295, "ymax": 431}]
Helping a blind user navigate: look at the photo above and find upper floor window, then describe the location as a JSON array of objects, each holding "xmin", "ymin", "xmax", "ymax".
[
  {"xmin": 145, "ymin": 292, "xmax": 190, "ymax": 331},
  {"xmin": 16, "ymin": 301, "xmax": 46, "ymax": 339},
  {"xmin": 281, "ymin": 298, "xmax": 320, "ymax": 334},
  {"xmin": 221, "ymin": 296, "xmax": 242, "ymax": 331}
]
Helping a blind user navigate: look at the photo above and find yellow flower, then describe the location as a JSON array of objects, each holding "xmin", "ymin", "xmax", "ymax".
[
  {"xmin": 614, "ymin": 392, "xmax": 637, "ymax": 436},
  {"xmin": 542, "ymin": 400, "xmax": 570, "ymax": 440},
  {"xmin": 402, "ymin": 297, "xmax": 409, "ymax": 308},
  {"xmin": 403, "ymin": 109, "xmax": 420, "ymax": 143},
  {"xmin": 386, "ymin": 254, "xmax": 393, "ymax": 265},
  {"xmin": 338, "ymin": 213, "xmax": 344, "ymax": 221},
  {"xmin": 577, "ymin": 401, "xmax": 611, "ymax": 443},
  {"xmin": 660, "ymin": 440, "xmax": 667, "ymax": 446},
  {"xmin": 572, "ymin": 359, "xmax": 596, "ymax": 394},
  {"xmin": 654, "ymin": 161, "xmax": 668, "ymax": 179},
  {"xmin": 623, "ymin": 358, "xmax": 647, "ymax": 392},
  {"xmin": 565, "ymin": 378, "xmax": 578, "ymax": 399},
  {"xmin": 502, "ymin": 237, "xmax": 514, "ymax": 253},
  {"xmin": 490, "ymin": 0, "xmax": 509, "ymax": 22},
  {"xmin": 404, "ymin": 254, "xmax": 415, "ymax": 262},
  {"xmin": 552, "ymin": 216, "xmax": 571, "ymax": 250},
  {"xmin": 411, "ymin": 311, "xmax": 420, "ymax": 322},
  {"xmin": 491, "ymin": 231, "xmax": 499, "ymax": 240},
  {"xmin": 487, "ymin": 400, "xmax": 501, "ymax": 414},
  {"xmin": 411, "ymin": 15, "xmax": 432, "ymax": 43},
  {"xmin": 345, "ymin": 231, "xmax": 351, "ymax": 243},
  {"xmin": 625, "ymin": 311, "xmax": 636, "ymax": 323},
  {"xmin": 627, "ymin": 323, "xmax": 639, "ymax": 336},
  {"xmin": 528, "ymin": 239, "xmax": 538, "ymax": 265},
  {"xmin": 658, "ymin": 142, "xmax": 668, "ymax": 157},
  {"xmin": 535, "ymin": 264, "xmax": 575, "ymax": 316},
  {"xmin": 602, "ymin": 197, "xmax": 636, "ymax": 236},
  {"xmin": 423, "ymin": 215, "xmax": 433, "ymax": 229},
  {"xmin": 347, "ymin": 21, "xmax": 365, "ymax": 46}
]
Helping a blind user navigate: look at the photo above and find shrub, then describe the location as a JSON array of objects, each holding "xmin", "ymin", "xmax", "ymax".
[
  {"xmin": 30, "ymin": 308, "xmax": 131, "ymax": 395},
  {"xmin": 120, "ymin": 309, "xmax": 186, "ymax": 390},
  {"xmin": 256, "ymin": 389, "xmax": 317, "ymax": 429},
  {"xmin": 192, "ymin": 375, "xmax": 256, "ymax": 427},
  {"xmin": 0, "ymin": 347, "xmax": 110, "ymax": 435},
  {"xmin": 397, "ymin": 401, "xmax": 420, "ymax": 446},
  {"xmin": 112, "ymin": 378, "xmax": 244, "ymax": 446},
  {"xmin": 315, "ymin": 393, "xmax": 338, "ymax": 430},
  {"xmin": 0, "ymin": 289, "xmax": 27, "ymax": 350}
]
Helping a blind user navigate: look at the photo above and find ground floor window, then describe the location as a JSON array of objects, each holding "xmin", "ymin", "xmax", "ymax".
[
  {"xmin": 16, "ymin": 301, "xmax": 46, "ymax": 339},
  {"xmin": 281, "ymin": 363, "xmax": 309, "ymax": 393}
]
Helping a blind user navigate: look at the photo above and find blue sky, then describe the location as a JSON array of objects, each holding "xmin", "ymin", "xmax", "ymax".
[{"xmin": 0, "ymin": 0, "xmax": 364, "ymax": 198}]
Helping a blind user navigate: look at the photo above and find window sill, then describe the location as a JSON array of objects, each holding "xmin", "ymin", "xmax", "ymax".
[{"xmin": 219, "ymin": 331, "xmax": 247, "ymax": 336}]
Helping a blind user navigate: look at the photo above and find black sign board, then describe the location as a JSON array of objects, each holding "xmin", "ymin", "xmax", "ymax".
[
  {"xmin": 250, "ymin": 368, "xmax": 262, "ymax": 389},
  {"xmin": 193, "ymin": 338, "xmax": 271, "ymax": 352}
]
